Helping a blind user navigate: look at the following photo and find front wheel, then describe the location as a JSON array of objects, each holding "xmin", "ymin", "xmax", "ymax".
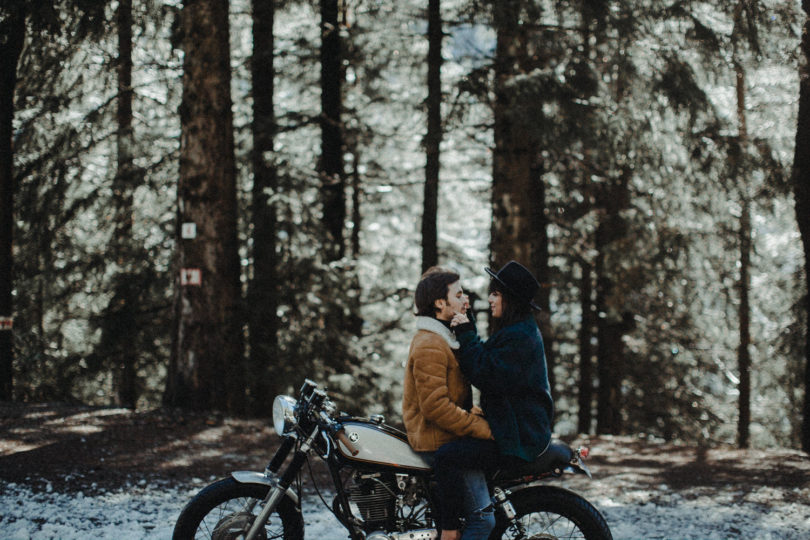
[
  {"xmin": 490, "ymin": 486, "xmax": 612, "ymax": 540},
  {"xmin": 173, "ymin": 477, "xmax": 304, "ymax": 540}
]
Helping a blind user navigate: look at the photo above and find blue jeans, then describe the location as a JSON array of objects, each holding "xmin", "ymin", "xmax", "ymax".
[{"xmin": 433, "ymin": 438, "xmax": 500, "ymax": 539}]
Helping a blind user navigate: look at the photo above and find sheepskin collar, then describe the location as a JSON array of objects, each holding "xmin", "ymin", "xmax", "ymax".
[{"xmin": 416, "ymin": 316, "xmax": 459, "ymax": 350}]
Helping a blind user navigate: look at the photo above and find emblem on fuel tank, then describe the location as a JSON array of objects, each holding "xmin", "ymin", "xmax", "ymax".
[{"xmin": 348, "ymin": 432, "xmax": 359, "ymax": 443}]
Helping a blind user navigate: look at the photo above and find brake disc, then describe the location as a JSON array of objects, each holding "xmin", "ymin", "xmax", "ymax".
[{"xmin": 211, "ymin": 512, "xmax": 268, "ymax": 540}]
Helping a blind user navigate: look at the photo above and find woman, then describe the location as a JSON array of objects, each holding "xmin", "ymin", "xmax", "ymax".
[{"xmin": 436, "ymin": 261, "xmax": 554, "ymax": 538}]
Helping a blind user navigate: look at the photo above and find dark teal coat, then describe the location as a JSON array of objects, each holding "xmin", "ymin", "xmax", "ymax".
[{"xmin": 456, "ymin": 316, "xmax": 553, "ymax": 462}]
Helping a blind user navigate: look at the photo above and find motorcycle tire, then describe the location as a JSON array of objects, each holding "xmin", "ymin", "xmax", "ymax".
[
  {"xmin": 489, "ymin": 485, "xmax": 612, "ymax": 540},
  {"xmin": 172, "ymin": 477, "xmax": 304, "ymax": 540}
]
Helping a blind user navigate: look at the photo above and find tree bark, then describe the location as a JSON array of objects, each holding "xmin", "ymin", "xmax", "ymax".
[
  {"xmin": 350, "ymin": 148, "xmax": 362, "ymax": 259},
  {"xmin": 594, "ymin": 174, "xmax": 633, "ymax": 435},
  {"xmin": 320, "ymin": 0, "xmax": 346, "ymax": 261},
  {"xmin": 793, "ymin": 0, "xmax": 810, "ymax": 453},
  {"xmin": 107, "ymin": 0, "xmax": 139, "ymax": 409},
  {"xmin": 0, "ymin": 5, "xmax": 26, "ymax": 401},
  {"xmin": 594, "ymin": 248, "xmax": 619, "ymax": 434},
  {"xmin": 732, "ymin": 3, "xmax": 752, "ymax": 448},
  {"xmin": 490, "ymin": 0, "xmax": 535, "ymax": 268},
  {"xmin": 165, "ymin": 0, "xmax": 244, "ymax": 413},
  {"xmin": 738, "ymin": 198, "xmax": 752, "ymax": 448},
  {"xmin": 422, "ymin": 0, "xmax": 442, "ymax": 272},
  {"xmin": 490, "ymin": 0, "xmax": 553, "ymax": 398},
  {"xmin": 530, "ymin": 160, "xmax": 555, "ymax": 399},
  {"xmin": 247, "ymin": 0, "xmax": 279, "ymax": 413},
  {"xmin": 735, "ymin": 76, "xmax": 752, "ymax": 448},
  {"xmin": 578, "ymin": 260, "xmax": 594, "ymax": 434}
]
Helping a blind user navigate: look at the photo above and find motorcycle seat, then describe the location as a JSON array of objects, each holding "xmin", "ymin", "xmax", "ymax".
[{"xmin": 491, "ymin": 441, "xmax": 573, "ymax": 481}]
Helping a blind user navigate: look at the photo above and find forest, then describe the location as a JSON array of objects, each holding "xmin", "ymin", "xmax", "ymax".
[{"xmin": 1, "ymin": 0, "xmax": 809, "ymax": 453}]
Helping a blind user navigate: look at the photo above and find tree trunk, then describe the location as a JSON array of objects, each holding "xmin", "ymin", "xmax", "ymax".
[
  {"xmin": 0, "ymin": 5, "xmax": 26, "ymax": 401},
  {"xmin": 490, "ymin": 1, "xmax": 535, "ymax": 268},
  {"xmin": 594, "ymin": 242, "xmax": 620, "ymax": 434},
  {"xmin": 594, "ymin": 174, "xmax": 633, "ymax": 435},
  {"xmin": 320, "ymin": 0, "xmax": 346, "ymax": 261},
  {"xmin": 733, "ymin": 15, "xmax": 752, "ymax": 447},
  {"xmin": 793, "ymin": 0, "xmax": 810, "ymax": 453},
  {"xmin": 422, "ymin": 0, "xmax": 442, "ymax": 272},
  {"xmin": 247, "ymin": 0, "xmax": 279, "ymax": 413},
  {"xmin": 530, "ymin": 160, "xmax": 555, "ymax": 400},
  {"xmin": 107, "ymin": 0, "xmax": 139, "ymax": 409},
  {"xmin": 350, "ymin": 148, "xmax": 362, "ymax": 259},
  {"xmin": 735, "ymin": 77, "xmax": 751, "ymax": 448},
  {"xmin": 165, "ymin": 0, "xmax": 244, "ymax": 413},
  {"xmin": 738, "ymin": 198, "xmax": 752, "ymax": 448},
  {"xmin": 490, "ymin": 1, "xmax": 552, "ymax": 396},
  {"xmin": 578, "ymin": 260, "xmax": 594, "ymax": 434}
]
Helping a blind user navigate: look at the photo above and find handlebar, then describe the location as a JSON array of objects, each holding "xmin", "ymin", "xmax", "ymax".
[
  {"xmin": 335, "ymin": 429, "xmax": 360, "ymax": 456},
  {"xmin": 317, "ymin": 409, "xmax": 359, "ymax": 456}
]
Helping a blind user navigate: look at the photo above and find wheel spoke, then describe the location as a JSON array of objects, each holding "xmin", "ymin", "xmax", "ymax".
[
  {"xmin": 495, "ymin": 486, "xmax": 611, "ymax": 540},
  {"xmin": 175, "ymin": 478, "xmax": 299, "ymax": 540}
]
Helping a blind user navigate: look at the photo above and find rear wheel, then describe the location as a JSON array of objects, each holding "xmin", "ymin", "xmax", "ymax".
[
  {"xmin": 490, "ymin": 486, "xmax": 612, "ymax": 540},
  {"xmin": 172, "ymin": 477, "xmax": 304, "ymax": 540}
]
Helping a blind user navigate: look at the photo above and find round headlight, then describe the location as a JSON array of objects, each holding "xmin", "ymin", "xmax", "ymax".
[{"xmin": 272, "ymin": 395, "xmax": 297, "ymax": 435}]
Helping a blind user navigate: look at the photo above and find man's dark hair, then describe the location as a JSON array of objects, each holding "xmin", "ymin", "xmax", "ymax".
[
  {"xmin": 415, "ymin": 267, "xmax": 460, "ymax": 317},
  {"xmin": 489, "ymin": 279, "xmax": 532, "ymax": 332}
]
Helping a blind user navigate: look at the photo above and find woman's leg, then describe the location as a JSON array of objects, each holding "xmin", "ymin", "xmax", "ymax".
[
  {"xmin": 433, "ymin": 439, "xmax": 499, "ymax": 540},
  {"xmin": 458, "ymin": 469, "xmax": 496, "ymax": 540}
]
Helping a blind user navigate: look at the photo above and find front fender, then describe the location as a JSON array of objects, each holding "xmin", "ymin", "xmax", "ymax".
[{"xmin": 230, "ymin": 471, "xmax": 300, "ymax": 505}]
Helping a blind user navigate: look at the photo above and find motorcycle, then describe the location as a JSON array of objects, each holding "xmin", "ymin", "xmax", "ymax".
[{"xmin": 172, "ymin": 379, "xmax": 612, "ymax": 540}]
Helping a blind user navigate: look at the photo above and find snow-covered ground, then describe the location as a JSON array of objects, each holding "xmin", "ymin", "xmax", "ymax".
[{"xmin": 2, "ymin": 477, "xmax": 809, "ymax": 540}]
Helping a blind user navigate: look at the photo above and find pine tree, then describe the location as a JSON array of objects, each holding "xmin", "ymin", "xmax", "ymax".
[
  {"xmin": 0, "ymin": 3, "xmax": 26, "ymax": 400},
  {"xmin": 320, "ymin": 0, "xmax": 346, "ymax": 261},
  {"xmin": 793, "ymin": 0, "xmax": 810, "ymax": 453},
  {"xmin": 98, "ymin": 0, "xmax": 140, "ymax": 409},
  {"xmin": 421, "ymin": 0, "xmax": 442, "ymax": 272},
  {"xmin": 1, "ymin": 1, "xmax": 105, "ymax": 401},
  {"xmin": 247, "ymin": 0, "xmax": 280, "ymax": 412},
  {"xmin": 488, "ymin": 0, "xmax": 555, "ymax": 391},
  {"xmin": 732, "ymin": 0, "xmax": 753, "ymax": 448},
  {"xmin": 165, "ymin": 0, "xmax": 245, "ymax": 412}
]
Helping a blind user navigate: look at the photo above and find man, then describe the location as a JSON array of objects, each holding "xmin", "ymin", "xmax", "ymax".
[{"xmin": 402, "ymin": 267, "xmax": 494, "ymax": 540}]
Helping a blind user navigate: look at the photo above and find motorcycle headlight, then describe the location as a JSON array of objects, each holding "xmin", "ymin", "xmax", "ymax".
[{"xmin": 272, "ymin": 395, "xmax": 297, "ymax": 435}]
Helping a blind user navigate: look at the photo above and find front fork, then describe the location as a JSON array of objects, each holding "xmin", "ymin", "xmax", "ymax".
[{"xmin": 244, "ymin": 430, "xmax": 318, "ymax": 540}]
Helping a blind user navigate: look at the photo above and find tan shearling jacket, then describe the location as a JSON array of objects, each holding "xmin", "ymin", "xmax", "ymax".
[{"xmin": 402, "ymin": 317, "xmax": 492, "ymax": 451}]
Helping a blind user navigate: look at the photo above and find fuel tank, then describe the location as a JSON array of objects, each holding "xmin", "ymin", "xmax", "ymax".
[{"xmin": 336, "ymin": 420, "xmax": 431, "ymax": 471}]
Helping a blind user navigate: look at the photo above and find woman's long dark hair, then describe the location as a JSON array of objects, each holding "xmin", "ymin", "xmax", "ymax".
[{"xmin": 489, "ymin": 279, "xmax": 533, "ymax": 333}]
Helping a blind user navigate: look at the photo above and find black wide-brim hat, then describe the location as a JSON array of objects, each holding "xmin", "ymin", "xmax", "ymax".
[{"xmin": 485, "ymin": 260, "xmax": 541, "ymax": 311}]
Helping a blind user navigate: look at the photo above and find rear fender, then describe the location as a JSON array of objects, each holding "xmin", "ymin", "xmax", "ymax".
[
  {"xmin": 565, "ymin": 459, "xmax": 592, "ymax": 478},
  {"xmin": 569, "ymin": 448, "xmax": 593, "ymax": 478},
  {"xmin": 230, "ymin": 471, "xmax": 300, "ymax": 505}
]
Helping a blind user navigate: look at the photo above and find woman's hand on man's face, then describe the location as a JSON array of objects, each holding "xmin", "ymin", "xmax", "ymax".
[{"xmin": 450, "ymin": 312, "xmax": 469, "ymax": 327}]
